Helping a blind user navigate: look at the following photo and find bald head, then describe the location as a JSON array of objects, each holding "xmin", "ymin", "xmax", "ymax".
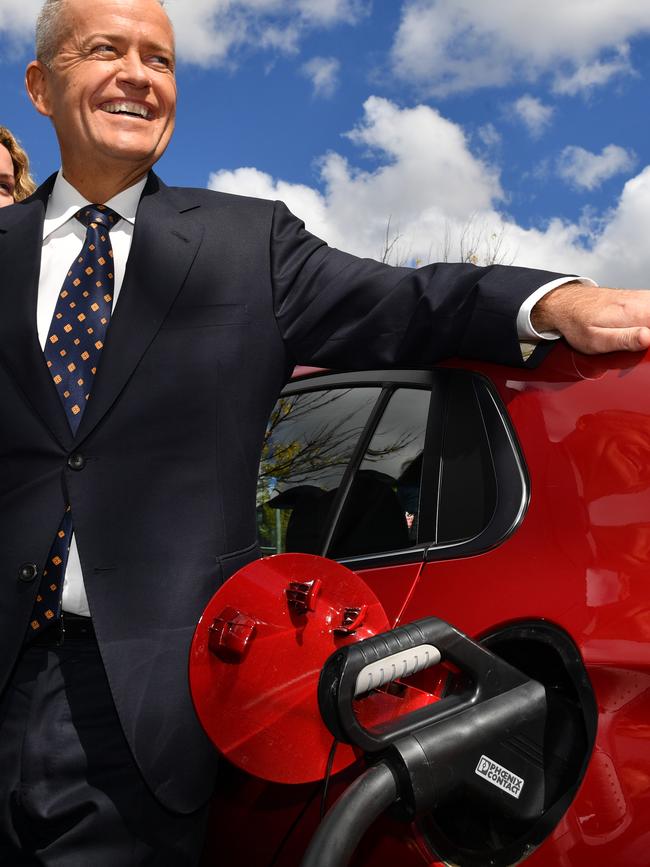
[{"xmin": 35, "ymin": 0, "xmax": 169, "ymax": 68}]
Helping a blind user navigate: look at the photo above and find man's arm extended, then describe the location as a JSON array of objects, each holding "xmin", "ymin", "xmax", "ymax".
[{"xmin": 532, "ymin": 283, "xmax": 650, "ymax": 354}]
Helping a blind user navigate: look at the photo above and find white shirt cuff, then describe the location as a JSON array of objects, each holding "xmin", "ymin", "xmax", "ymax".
[{"xmin": 517, "ymin": 277, "xmax": 598, "ymax": 341}]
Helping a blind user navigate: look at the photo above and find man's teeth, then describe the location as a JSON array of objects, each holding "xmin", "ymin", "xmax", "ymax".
[{"xmin": 102, "ymin": 102, "xmax": 151, "ymax": 119}]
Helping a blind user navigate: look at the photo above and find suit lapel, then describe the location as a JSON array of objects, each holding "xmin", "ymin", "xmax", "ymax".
[
  {"xmin": 75, "ymin": 173, "xmax": 204, "ymax": 442},
  {"xmin": 0, "ymin": 176, "xmax": 75, "ymax": 450}
]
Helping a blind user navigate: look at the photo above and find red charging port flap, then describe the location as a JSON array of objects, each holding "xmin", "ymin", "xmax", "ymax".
[{"xmin": 189, "ymin": 553, "xmax": 392, "ymax": 784}]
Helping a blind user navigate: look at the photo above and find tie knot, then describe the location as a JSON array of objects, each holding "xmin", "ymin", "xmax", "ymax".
[{"xmin": 76, "ymin": 204, "xmax": 120, "ymax": 230}]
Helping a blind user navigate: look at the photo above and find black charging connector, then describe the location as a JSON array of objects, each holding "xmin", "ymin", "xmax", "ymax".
[{"xmin": 303, "ymin": 617, "xmax": 554, "ymax": 867}]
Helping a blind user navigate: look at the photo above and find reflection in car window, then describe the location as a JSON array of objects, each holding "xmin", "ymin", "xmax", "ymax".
[
  {"xmin": 328, "ymin": 388, "xmax": 430, "ymax": 558},
  {"xmin": 257, "ymin": 373, "xmax": 504, "ymax": 563},
  {"xmin": 256, "ymin": 388, "xmax": 380, "ymax": 555}
]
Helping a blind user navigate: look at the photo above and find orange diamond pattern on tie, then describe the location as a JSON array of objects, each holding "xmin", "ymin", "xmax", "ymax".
[
  {"xmin": 43, "ymin": 204, "xmax": 119, "ymax": 435},
  {"xmin": 26, "ymin": 204, "xmax": 120, "ymax": 643},
  {"xmin": 26, "ymin": 508, "xmax": 73, "ymax": 640}
]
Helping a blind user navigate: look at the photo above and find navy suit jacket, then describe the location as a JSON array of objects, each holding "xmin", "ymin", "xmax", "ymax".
[{"xmin": 0, "ymin": 172, "xmax": 568, "ymax": 812}]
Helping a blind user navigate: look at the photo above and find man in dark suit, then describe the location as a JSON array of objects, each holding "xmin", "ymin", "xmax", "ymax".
[{"xmin": 1, "ymin": 0, "xmax": 649, "ymax": 863}]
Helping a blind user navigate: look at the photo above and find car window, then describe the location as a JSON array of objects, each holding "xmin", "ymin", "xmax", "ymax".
[
  {"xmin": 328, "ymin": 388, "xmax": 430, "ymax": 558},
  {"xmin": 257, "ymin": 370, "xmax": 516, "ymax": 565},
  {"xmin": 437, "ymin": 372, "xmax": 497, "ymax": 545},
  {"xmin": 256, "ymin": 387, "xmax": 381, "ymax": 555}
]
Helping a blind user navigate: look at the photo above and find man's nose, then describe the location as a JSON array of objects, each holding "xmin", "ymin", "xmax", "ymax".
[{"xmin": 116, "ymin": 51, "xmax": 152, "ymax": 88}]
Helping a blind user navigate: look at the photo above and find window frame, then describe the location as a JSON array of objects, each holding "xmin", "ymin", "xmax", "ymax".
[{"xmin": 275, "ymin": 368, "xmax": 529, "ymax": 569}]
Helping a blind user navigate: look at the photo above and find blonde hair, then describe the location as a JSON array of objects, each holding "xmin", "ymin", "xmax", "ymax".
[{"xmin": 0, "ymin": 126, "xmax": 37, "ymax": 201}]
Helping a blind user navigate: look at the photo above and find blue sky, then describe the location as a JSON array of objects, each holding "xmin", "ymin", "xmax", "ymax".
[{"xmin": 2, "ymin": 0, "xmax": 650, "ymax": 285}]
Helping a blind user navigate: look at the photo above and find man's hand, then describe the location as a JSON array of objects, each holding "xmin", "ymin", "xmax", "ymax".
[{"xmin": 532, "ymin": 282, "xmax": 650, "ymax": 354}]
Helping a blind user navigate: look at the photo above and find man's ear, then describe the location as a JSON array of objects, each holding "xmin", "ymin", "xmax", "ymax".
[{"xmin": 25, "ymin": 61, "xmax": 53, "ymax": 118}]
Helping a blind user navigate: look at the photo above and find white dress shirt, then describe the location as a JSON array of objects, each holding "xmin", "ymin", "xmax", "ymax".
[
  {"xmin": 37, "ymin": 170, "xmax": 589, "ymax": 615},
  {"xmin": 39, "ymin": 171, "xmax": 147, "ymax": 615}
]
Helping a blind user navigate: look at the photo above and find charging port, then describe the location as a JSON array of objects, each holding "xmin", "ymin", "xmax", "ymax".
[{"xmin": 419, "ymin": 621, "xmax": 597, "ymax": 867}]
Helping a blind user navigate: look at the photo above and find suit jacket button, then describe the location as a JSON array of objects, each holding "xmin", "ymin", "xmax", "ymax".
[
  {"xmin": 18, "ymin": 563, "xmax": 39, "ymax": 582},
  {"xmin": 68, "ymin": 453, "xmax": 86, "ymax": 471}
]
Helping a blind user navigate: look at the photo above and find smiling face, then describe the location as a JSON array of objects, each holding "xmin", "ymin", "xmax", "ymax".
[
  {"xmin": 0, "ymin": 143, "xmax": 16, "ymax": 207},
  {"xmin": 26, "ymin": 0, "xmax": 176, "ymax": 197}
]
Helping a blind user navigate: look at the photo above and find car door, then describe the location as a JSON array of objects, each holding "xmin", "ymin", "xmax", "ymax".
[
  {"xmin": 203, "ymin": 347, "xmax": 650, "ymax": 867},
  {"xmin": 202, "ymin": 367, "xmax": 528, "ymax": 866}
]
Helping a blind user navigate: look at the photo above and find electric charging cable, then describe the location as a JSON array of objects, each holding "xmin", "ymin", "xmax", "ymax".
[
  {"xmin": 300, "ymin": 617, "xmax": 551, "ymax": 867},
  {"xmin": 301, "ymin": 762, "xmax": 398, "ymax": 867}
]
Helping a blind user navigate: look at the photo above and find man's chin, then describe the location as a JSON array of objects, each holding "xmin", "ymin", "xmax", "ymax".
[
  {"xmin": 93, "ymin": 139, "xmax": 167, "ymax": 173},
  {"xmin": 102, "ymin": 136, "xmax": 162, "ymax": 159}
]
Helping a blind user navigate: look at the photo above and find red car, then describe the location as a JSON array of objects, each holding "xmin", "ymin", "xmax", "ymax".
[{"xmin": 196, "ymin": 342, "xmax": 650, "ymax": 867}]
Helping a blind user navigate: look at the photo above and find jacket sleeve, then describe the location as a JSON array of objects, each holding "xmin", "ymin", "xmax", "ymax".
[{"xmin": 269, "ymin": 200, "xmax": 572, "ymax": 369}]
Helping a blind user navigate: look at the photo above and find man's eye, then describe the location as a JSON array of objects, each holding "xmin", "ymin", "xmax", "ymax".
[
  {"xmin": 0, "ymin": 183, "xmax": 13, "ymax": 195},
  {"xmin": 93, "ymin": 44, "xmax": 117, "ymax": 56},
  {"xmin": 148, "ymin": 55, "xmax": 173, "ymax": 70}
]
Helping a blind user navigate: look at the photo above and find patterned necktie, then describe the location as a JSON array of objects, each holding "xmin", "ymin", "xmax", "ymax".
[{"xmin": 26, "ymin": 205, "xmax": 120, "ymax": 640}]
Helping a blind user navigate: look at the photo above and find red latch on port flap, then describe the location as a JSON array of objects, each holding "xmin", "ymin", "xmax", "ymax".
[
  {"xmin": 208, "ymin": 607, "xmax": 257, "ymax": 660},
  {"xmin": 334, "ymin": 604, "xmax": 368, "ymax": 635},
  {"xmin": 286, "ymin": 578, "xmax": 322, "ymax": 614}
]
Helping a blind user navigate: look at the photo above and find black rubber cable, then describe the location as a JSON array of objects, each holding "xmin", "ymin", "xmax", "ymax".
[
  {"xmin": 320, "ymin": 738, "xmax": 339, "ymax": 819},
  {"xmin": 300, "ymin": 761, "xmax": 398, "ymax": 867}
]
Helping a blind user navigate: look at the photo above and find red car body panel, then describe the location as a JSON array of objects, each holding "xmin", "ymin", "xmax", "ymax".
[{"xmin": 202, "ymin": 344, "xmax": 650, "ymax": 867}]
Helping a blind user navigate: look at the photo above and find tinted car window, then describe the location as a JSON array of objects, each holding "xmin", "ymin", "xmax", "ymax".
[
  {"xmin": 256, "ymin": 387, "xmax": 380, "ymax": 555},
  {"xmin": 328, "ymin": 388, "xmax": 430, "ymax": 558},
  {"xmin": 258, "ymin": 370, "xmax": 513, "ymax": 564},
  {"xmin": 437, "ymin": 372, "xmax": 497, "ymax": 544}
]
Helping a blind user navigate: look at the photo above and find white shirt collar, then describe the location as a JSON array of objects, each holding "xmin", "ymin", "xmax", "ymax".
[{"xmin": 43, "ymin": 170, "xmax": 148, "ymax": 240}]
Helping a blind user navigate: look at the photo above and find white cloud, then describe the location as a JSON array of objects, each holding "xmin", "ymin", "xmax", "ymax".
[
  {"xmin": 505, "ymin": 167, "xmax": 650, "ymax": 286},
  {"xmin": 477, "ymin": 123, "xmax": 501, "ymax": 148},
  {"xmin": 0, "ymin": 0, "xmax": 39, "ymax": 31},
  {"xmin": 553, "ymin": 46, "xmax": 634, "ymax": 95},
  {"xmin": 391, "ymin": 0, "xmax": 650, "ymax": 96},
  {"xmin": 512, "ymin": 95, "xmax": 554, "ymax": 138},
  {"xmin": 0, "ymin": 0, "xmax": 42, "ymax": 53},
  {"xmin": 210, "ymin": 96, "xmax": 502, "ymax": 257},
  {"xmin": 582, "ymin": 167, "xmax": 650, "ymax": 286},
  {"xmin": 164, "ymin": 0, "xmax": 367, "ymax": 66},
  {"xmin": 0, "ymin": 0, "xmax": 369, "ymax": 66},
  {"xmin": 208, "ymin": 96, "xmax": 650, "ymax": 287},
  {"xmin": 297, "ymin": 0, "xmax": 368, "ymax": 26},
  {"xmin": 557, "ymin": 144, "xmax": 637, "ymax": 191},
  {"xmin": 301, "ymin": 56, "xmax": 341, "ymax": 98}
]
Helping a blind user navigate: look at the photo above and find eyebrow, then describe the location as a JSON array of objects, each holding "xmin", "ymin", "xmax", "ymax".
[
  {"xmin": 0, "ymin": 174, "xmax": 15, "ymax": 184},
  {"xmin": 84, "ymin": 32, "xmax": 175, "ymax": 54}
]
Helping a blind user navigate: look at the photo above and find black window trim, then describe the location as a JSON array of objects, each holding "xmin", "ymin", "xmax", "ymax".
[
  {"xmin": 422, "ymin": 375, "xmax": 530, "ymax": 564},
  {"xmin": 319, "ymin": 386, "xmax": 394, "ymax": 556}
]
